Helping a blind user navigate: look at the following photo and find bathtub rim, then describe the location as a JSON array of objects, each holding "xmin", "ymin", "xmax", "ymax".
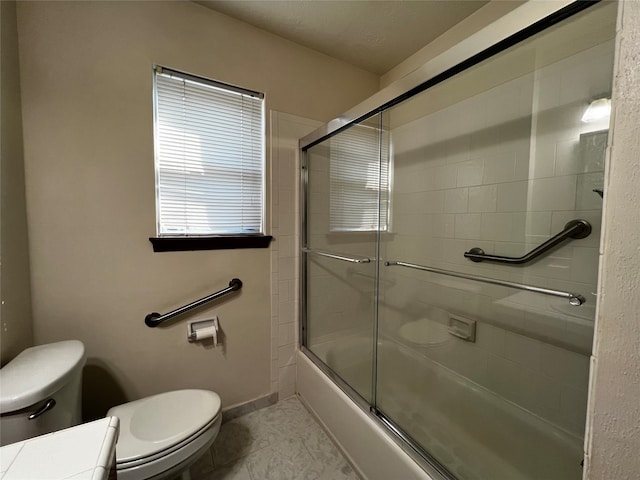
[{"xmin": 300, "ymin": 344, "xmax": 455, "ymax": 480}]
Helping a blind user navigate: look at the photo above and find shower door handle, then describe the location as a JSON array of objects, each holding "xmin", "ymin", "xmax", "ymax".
[
  {"xmin": 303, "ymin": 248, "xmax": 371, "ymax": 264},
  {"xmin": 464, "ymin": 219, "xmax": 591, "ymax": 265}
]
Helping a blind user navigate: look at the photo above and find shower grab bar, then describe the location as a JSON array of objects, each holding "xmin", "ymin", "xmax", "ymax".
[
  {"xmin": 464, "ymin": 219, "xmax": 591, "ymax": 265},
  {"xmin": 384, "ymin": 260, "xmax": 585, "ymax": 305},
  {"xmin": 303, "ymin": 248, "xmax": 371, "ymax": 264},
  {"xmin": 145, "ymin": 278, "xmax": 242, "ymax": 327}
]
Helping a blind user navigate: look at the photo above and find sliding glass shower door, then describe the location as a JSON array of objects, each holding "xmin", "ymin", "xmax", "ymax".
[
  {"xmin": 303, "ymin": 114, "xmax": 387, "ymax": 402},
  {"xmin": 302, "ymin": 2, "xmax": 616, "ymax": 479}
]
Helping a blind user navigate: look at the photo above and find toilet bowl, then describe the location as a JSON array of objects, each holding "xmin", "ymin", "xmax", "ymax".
[
  {"xmin": 0, "ymin": 341, "xmax": 222, "ymax": 480},
  {"xmin": 398, "ymin": 317, "xmax": 451, "ymax": 348},
  {"xmin": 108, "ymin": 389, "xmax": 221, "ymax": 480}
]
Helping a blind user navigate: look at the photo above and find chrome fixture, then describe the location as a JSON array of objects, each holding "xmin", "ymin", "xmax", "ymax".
[
  {"xmin": 385, "ymin": 260, "xmax": 585, "ymax": 305},
  {"xmin": 303, "ymin": 248, "xmax": 371, "ymax": 264},
  {"xmin": 28, "ymin": 399, "xmax": 57, "ymax": 420}
]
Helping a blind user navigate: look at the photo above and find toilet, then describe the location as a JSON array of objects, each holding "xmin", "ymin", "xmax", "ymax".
[
  {"xmin": 0, "ymin": 340, "xmax": 222, "ymax": 480},
  {"xmin": 108, "ymin": 390, "xmax": 221, "ymax": 480}
]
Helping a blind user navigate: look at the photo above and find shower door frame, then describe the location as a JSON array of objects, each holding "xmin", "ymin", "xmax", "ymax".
[{"xmin": 299, "ymin": 1, "xmax": 605, "ymax": 478}]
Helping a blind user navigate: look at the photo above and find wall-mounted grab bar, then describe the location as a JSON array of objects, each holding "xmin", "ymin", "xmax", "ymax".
[
  {"xmin": 385, "ymin": 260, "xmax": 585, "ymax": 305},
  {"xmin": 303, "ymin": 248, "xmax": 371, "ymax": 264},
  {"xmin": 464, "ymin": 219, "xmax": 591, "ymax": 265},
  {"xmin": 145, "ymin": 278, "xmax": 242, "ymax": 327}
]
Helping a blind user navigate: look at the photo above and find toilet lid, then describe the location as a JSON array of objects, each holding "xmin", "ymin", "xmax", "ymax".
[
  {"xmin": 0, "ymin": 340, "xmax": 86, "ymax": 413},
  {"xmin": 107, "ymin": 389, "xmax": 221, "ymax": 463}
]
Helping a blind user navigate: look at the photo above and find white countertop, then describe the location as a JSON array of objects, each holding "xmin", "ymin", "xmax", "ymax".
[{"xmin": 0, "ymin": 417, "xmax": 119, "ymax": 480}]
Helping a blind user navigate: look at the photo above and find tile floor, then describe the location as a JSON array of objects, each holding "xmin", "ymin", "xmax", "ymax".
[{"xmin": 188, "ymin": 396, "xmax": 360, "ymax": 480}]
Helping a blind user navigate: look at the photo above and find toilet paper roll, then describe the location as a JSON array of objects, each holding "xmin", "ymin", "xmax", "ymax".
[
  {"xmin": 212, "ymin": 317, "xmax": 219, "ymax": 347},
  {"xmin": 194, "ymin": 326, "xmax": 217, "ymax": 343}
]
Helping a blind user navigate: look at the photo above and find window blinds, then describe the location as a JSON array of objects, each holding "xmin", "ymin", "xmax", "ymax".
[
  {"xmin": 329, "ymin": 124, "xmax": 390, "ymax": 232},
  {"xmin": 154, "ymin": 67, "xmax": 264, "ymax": 236}
]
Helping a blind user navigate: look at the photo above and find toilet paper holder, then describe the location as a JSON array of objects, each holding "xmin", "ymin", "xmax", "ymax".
[{"xmin": 187, "ymin": 317, "xmax": 219, "ymax": 344}]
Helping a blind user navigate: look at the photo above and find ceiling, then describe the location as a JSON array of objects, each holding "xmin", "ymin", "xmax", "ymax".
[{"xmin": 195, "ymin": 1, "xmax": 489, "ymax": 75}]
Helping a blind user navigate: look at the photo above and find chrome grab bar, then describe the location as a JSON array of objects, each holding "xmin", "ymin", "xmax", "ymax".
[
  {"xmin": 464, "ymin": 219, "xmax": 591, "ymax": 265},
  {"xmin": 145, "ymin": 278, "xmax": 242, "ymax": 327},
  {"xmin": 303, "ymin": 248, "xmax": 371, "ymax": 264},
  {"xmin": 384, "ymin": 261, "xmax": 585, "ymax": 305}
]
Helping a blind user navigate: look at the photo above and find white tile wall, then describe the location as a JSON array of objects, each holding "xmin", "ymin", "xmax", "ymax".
[
  {"xmin": 530, "ymin": 175, "xmax": 578, "ymax": 211},
  {"xmin": 496, "ymin": 181, "xmax": 528, "ymax": 212},
  {"xmin": 468, "ymin": 184, "xmax": 497, "ymax": 213},
  {"xmin": 272, "ymin": 137, "xmax": 298, "ymax": 393},
  {"xmin": 270, "ymin": 112, "xmax": 321, "ymax": 399},
  {"xmin": 454, "ymin": 213, "xmax": 482, "ymax": 239},
  {"xmin": 483, "ymin": 152, "xmax": 518, "ymax": 184},
  {"xmin": 444, "ymin": 188, "xmax": 469, "ymax": 213},
  {"xmin": 456, "ymin": 159, "xmax": 484, "ymax": 187}
]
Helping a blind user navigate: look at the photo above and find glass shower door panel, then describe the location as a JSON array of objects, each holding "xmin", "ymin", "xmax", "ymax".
[
  {"xmin": 303, "ymin": 116, "xmax": 383, "ymax": 402},
  {"xmin": 376, "ymin": 3, "xmax": 616, "ymax": 479}
]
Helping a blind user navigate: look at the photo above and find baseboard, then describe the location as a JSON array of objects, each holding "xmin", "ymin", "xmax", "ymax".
[{"xmin": 221, "ymin": 392, "xmax": 278, "ymax": 423}]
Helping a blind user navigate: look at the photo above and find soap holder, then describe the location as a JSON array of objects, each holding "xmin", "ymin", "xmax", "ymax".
[{"xmin": 448, "ymin": 314, "xmax": 476, "ymax": 342}]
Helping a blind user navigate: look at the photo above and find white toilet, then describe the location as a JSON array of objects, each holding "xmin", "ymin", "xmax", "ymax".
[
  {"xmin": 108, "ymin": 390, "xmax": 221, "ymax": 480},
  {"xmin": 0, "ymin": 340, "xmax": 222, "ymax": 480}
]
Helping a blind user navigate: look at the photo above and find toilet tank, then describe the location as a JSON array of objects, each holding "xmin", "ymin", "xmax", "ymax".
[{"xmin": 0, "ymin": 340, "xmax": 86, "ymax": 446}]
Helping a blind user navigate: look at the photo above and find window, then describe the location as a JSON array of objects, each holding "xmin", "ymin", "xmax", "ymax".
[
  {"xmin": 329, "ymin": 123, "xmax": 390, "ymax": 232},
  {"xmin": 151, "ymin": 66, "xmax": 270, "ymax": 251}
]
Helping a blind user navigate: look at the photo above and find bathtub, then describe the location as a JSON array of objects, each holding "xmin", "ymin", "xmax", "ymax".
[{"xmin": 298, "ymin": 335, "xmax": 583, "ymax": 480}]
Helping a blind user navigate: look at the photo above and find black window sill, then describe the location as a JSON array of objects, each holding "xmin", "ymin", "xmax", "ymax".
[{"xmin": 149, "ymin": 235, "xmax": 273, "ymax": 252}]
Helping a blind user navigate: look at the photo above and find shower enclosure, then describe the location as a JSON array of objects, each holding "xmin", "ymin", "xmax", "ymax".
[{"xmin": 300, "ymin": 2, "xmax": 616, "ymax": 480}]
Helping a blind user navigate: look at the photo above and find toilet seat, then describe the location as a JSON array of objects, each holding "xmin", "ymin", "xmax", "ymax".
[
  {"xmin": 107, "ymin": 389, "xmax": 221, "ymax": 480},
  {"xmin": 116, "ymin": 418, "xmax": 217, "ymax": 469}
]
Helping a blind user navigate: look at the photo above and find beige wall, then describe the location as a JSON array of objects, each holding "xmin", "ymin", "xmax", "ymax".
[
  {"xmin": 0, "ymin": 0, "xmax": 34, "ymax": 367},
  {"xmin": 15, "ymin": 0, "xmax": 378, "ymax": 418},
  {"xmin": 586, "ymin": 1, "xmax": 640, "ymax": 478},
  {"xmin": 380, "ymin": 1, "xmax": 524, "ymax": 88}
]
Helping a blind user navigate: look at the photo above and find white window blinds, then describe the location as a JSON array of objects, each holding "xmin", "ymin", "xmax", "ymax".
[
  {"xmin": 153, "ymin": 66, "xmax": 265, "ymax": 236},
  {"xmin": 329, "ymin": 124, "xmax": 390, "ymax": 232}
]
